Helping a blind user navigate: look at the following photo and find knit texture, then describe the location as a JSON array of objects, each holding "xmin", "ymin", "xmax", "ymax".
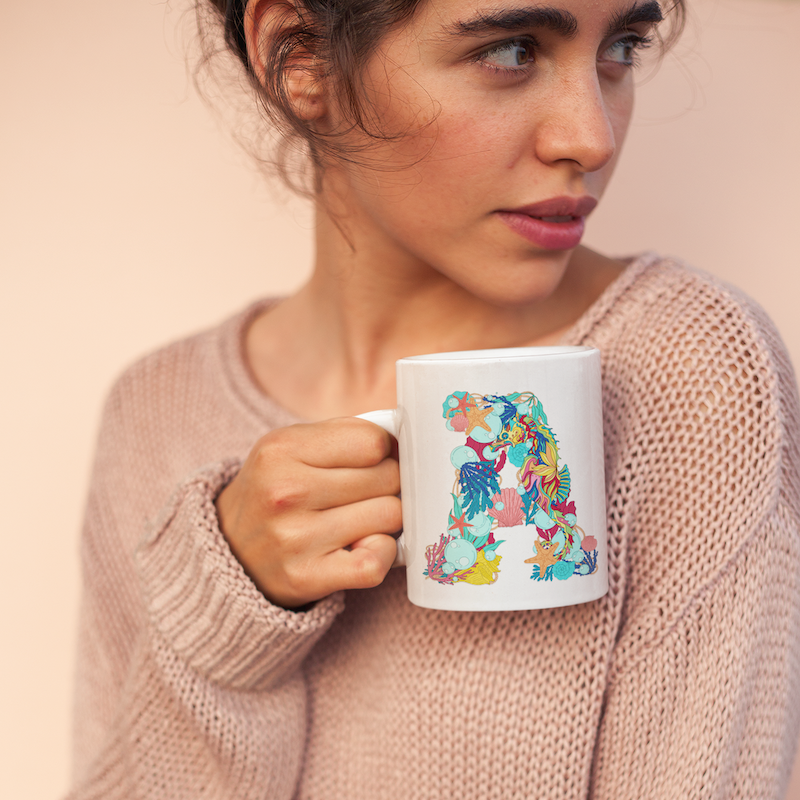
[{"xmin": 67, "ymin": 253, "xmax": 800, "ymax": 799}]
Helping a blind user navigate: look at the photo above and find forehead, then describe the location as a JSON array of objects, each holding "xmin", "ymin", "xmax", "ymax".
[{"xmin": 411, "ymin": 0, "xmax": 663, "ymax": 37}]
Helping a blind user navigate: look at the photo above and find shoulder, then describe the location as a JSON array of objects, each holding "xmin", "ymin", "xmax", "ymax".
[
  {"xmin": 92, "ymin": 300, "xmax": 284, "ymax": 501},
  {"xmin": 590, "ymin": 254, "xmax": 780, "ymax": 350},
  {"xmin": 596, "ymin": 256, "xmax": 799, "ymax": 579},
  {"xmin": 103, "ymin": 299, "xmax": 278, "ymax": 424},
  {"xmin": 102, "ymin": 315, "xmax": 229, "ymax": 444},
  {"xmin": 593, "ymin": 258, "xmax": 800, "ymax": 671},
  {"xmin": 591, "ymin": 255, "xmax": 798, "ymax": 456},
  {"xmin": 593, "ymin": 254, "xmax": 800, "ymax": 577}
]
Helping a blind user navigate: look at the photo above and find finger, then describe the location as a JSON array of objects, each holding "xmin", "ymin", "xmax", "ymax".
[
  {"xmin": 319, "ymin": 533, "xmax": 398, "ymax": 593},
  {"xmin": 307, "ymin": 458, "xmax": 400, "ymax": 510},
  {"xmin": 252, "ymin": 500, "xmax": 401, "ymax": 608},
  {"xmin": 287, "ymin": 418, "xmax": 396, "ymax": 469},
  {"xmin": 313, "ymin": 495, "xmax": 403, "ymax": 552}
]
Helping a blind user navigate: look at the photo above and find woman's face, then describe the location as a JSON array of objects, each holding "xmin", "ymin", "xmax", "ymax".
[{"xmin": 321, "ymin": 0, "xmax": 663, "ymax": 305}]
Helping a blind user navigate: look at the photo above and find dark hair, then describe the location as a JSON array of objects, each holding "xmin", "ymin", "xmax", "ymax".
[
  {"xmin": 202, "ymin": 0, "xmax": 686, "ymax": 192},
  {"xmin": 203, "ymin": 0, "xmax": 427, "ymax": 191}
]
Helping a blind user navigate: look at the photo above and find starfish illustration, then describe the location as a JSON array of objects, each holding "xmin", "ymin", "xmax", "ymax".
[
  {"xmin": 465, "ymin": 404, "xmax": 493, "ymax": 436},
  {"xmin": 524, "ymin": 539, "xmax": 560, "ymax": 580},
  {"xmin": 453, "ymin": 393, "xmax": 475, "ymax": 416},
  {"xmin": 448, "ymin": 511, "xmax": 474, "ymax": 538}
]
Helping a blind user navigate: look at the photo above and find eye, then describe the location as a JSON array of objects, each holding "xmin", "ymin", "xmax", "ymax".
[
  {"xmin": 476, "ymin": 38, "xmax": 537, "ymax": 72},
  {"xmin": 600, "ymin": 34, "xmax": 653, "ymax": 67}
]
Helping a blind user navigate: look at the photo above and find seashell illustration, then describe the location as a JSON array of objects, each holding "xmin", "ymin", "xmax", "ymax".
[
  {"xmin": 450, "ymin": 413, "xmax": 468, "ymax": 432},
  {"xmin": 553, "ymin": 560, "xmax": 576, "ymax": 580},
  {"xmin": 487, "ymin": 488, "xmax": 525, "ymax": 527}
]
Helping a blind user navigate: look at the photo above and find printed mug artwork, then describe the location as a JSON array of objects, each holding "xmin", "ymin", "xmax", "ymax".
[{"xmin": 424, "ymin": 391, "xmax": 599, "ymax": 586}]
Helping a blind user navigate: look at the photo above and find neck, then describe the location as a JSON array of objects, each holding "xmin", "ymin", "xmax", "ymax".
[{"xmin": 246, "ymin": 202, "xmax": 623, "ymax": 420}]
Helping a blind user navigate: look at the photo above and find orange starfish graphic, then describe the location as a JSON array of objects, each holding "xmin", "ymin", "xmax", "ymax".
[
  {"xmin": 524, "ymin": 539, "xmax": 560, "ymax": 580},
  {"xmin": 453, "ymin": 393, "xmax": 476, "ymax": 416},
  {"xmin": 448, "ymin": 511, "xmax": 473, "ymax": 537},
  {"xmin": 465, "ymin": 404, "xmax": 493, "ymax": 436}
]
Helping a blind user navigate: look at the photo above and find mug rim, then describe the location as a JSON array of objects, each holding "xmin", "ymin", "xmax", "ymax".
[{"xmin": 398, "ymin": 345, "xmax": 597, "ymax": 364}]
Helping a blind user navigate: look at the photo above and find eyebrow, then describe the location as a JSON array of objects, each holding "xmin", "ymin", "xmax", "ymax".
[
  {"xmin": 604, "ymin": 1, "xmax": 663, "ymax": 38},
  {"xmin": 444, "ymin": 7, "xmax": 579, "ymax": 39},
  {"xmin": 442, "ymin": 1, "xmax": 663, "ymax": 41}
]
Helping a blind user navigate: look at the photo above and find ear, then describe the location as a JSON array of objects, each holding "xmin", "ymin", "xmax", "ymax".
[{"xmin": 243, "ymin": 0, "xmax": 326, "ymax": 122}]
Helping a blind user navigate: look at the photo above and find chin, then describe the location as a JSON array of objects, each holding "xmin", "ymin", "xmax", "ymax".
[{"xmin": 450, "ymin": 254, "xmax": 571, "ymax": 309}]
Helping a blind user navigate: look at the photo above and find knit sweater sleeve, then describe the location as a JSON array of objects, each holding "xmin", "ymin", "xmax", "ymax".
[
  {"xmin": 586, "ymin": 266, "xmax": 800, "ymax": 798},
  {"xmin": 67, "ymin": 357, "xmax": 344, "ymax": 799}
]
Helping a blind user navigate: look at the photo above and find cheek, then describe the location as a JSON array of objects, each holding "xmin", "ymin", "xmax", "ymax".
[
  {"xmin": 348, "ymin": 110, "xmax": 508, "ymax": 225},
  {"xmin": 585, "ymin": 82, "xmax": 634, "ymax": 193},
  {"xmin": 343, "ymin": 115, "xmax": 503, "ymax": 265},
  {"xmin": 418, "ymin": 109, "xmax": 517, "ymax": 192},
  {"xmin": 607, "ymin": 83, "xmax": 635, "ymax": 149}
]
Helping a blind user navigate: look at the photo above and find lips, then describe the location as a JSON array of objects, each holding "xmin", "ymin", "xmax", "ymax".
[
  {"xmin": 506, "ymin": 196, "xmax": 598, "ymax": 219},
  {"xmin": 496, "ymin": 195, "xmax": 598, "ymax": 251}
]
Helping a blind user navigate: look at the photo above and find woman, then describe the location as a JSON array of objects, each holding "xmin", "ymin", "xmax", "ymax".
[{"xmin": 67, "ymin": 1, "xmax": 800, "ymax": 798}]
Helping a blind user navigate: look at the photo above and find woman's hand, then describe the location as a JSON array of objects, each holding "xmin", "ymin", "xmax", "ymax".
[{"xmin": 215, "ymin": 418, "xmax": 402, "ymax": 609}]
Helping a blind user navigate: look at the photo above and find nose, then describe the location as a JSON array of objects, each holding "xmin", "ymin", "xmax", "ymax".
[{"xmin": 534, "ymin": 73, "xmax": 617, "ymax": 173}]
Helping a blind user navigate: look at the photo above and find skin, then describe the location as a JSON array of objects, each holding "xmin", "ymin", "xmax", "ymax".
[{"xmin": 216, "ymin": 0, "xmax": 664, "ymax": 608}]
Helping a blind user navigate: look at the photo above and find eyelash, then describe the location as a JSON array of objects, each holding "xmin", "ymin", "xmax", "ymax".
[
  {"xmin": 472, "ymin": 36, "xmax": 539, "ymax": 75},
  {"xmin": 601, "ymin": 34, "xmax": 654, "ymax": 67},
  {"xmin": 473, "ymin": 33, "xmax": 654, "ymax": 76}
]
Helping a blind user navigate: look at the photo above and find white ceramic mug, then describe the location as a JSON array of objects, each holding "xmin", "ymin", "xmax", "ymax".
[{"xmin": 358, "ymin": 346, "xmax": 607, "ymax": 612}]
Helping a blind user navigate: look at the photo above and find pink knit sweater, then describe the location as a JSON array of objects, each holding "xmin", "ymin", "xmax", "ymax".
[{"xmin": 68, "ymin": 253, "xmax": 800, "ymax": 799}]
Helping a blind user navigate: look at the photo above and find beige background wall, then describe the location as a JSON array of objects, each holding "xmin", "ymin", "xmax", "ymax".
[{"xmin": 2, "ymin": 0, "xmax": 799, "ymax": 797}]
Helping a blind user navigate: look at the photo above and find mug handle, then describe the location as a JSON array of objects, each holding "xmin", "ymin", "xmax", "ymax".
[{"xmin": 356, "ymin": 409, "xmax": 406, "ymax": 568}]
